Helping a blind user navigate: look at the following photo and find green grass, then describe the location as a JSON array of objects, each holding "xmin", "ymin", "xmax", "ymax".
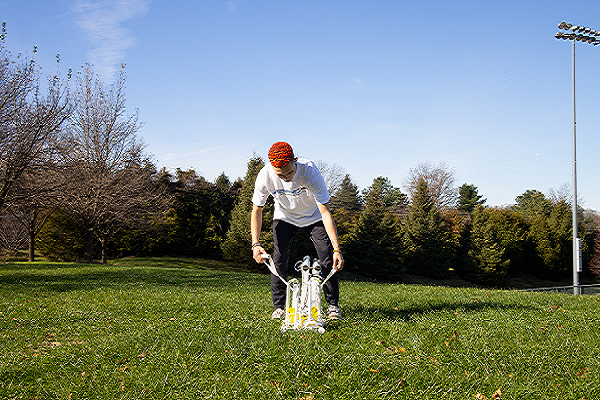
[{"xmin": 1, "ymin": 258, "xmax": 599, "ymax": 399}]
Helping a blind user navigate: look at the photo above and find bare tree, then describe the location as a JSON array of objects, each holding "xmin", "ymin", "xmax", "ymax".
[
  {"xmin": 315, "ymin": 160, "xmax": 346, "ymax": 195},
  {"xmin": 5, "ymin": 166, "xmax": 63, "ymax": 261},
  {"xmin": 91, "ymin": 163, "xmax": 165, "ymax": 263},
  {"xmin": 0, "ymin": 214, "xmax": 28, "ymax": 256},
  {"xmin": 0, "ymin": 28, "xmax": 70, "ymax": 213},
  {"xmin": 403, "ymin": 162, "xmax": 458, "ymax": 209},
  {"xmin": 60, "ymin": 64, "xmax": 162, "ymax": 263},
  {"xmin": 548, "ymin": 183, "xmax": 586, "ymax": 208}
]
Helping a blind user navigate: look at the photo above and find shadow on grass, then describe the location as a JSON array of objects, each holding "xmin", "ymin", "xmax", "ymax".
[
  {"xmin": 345, "ymin": 300, "xmax": 536, "ymax": 323},
  {"xmin": 110, "ymin": 256, "xmax": 248, "ymax": 271},
  {"xmin": 0, "ymin": 263, "xmax": 266, "ymax": 293}
]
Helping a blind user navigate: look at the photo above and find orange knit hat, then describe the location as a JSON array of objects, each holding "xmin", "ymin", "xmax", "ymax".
[{"xmin": 268, "ymin": 142, "xmax": 294, "ymax": 168}]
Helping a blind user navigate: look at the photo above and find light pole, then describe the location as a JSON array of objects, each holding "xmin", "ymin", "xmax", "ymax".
[{"xmin": 555, "ymin": 22, "xmax": 599, "ymax": 295}]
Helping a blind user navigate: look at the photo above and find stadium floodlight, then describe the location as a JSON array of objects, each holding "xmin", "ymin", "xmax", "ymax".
[{"xmin": 555, "ymin": 22, "xmax": 600, "ymax": 295}]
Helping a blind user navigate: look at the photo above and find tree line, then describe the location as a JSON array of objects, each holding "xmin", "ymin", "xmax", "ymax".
[
  {"xmin": 221, "ymin": 157, "xmax": 600, "ymax": 286},
  {"xmin": 0, "ymin": 27, "xmax": 163, "ymax": 263},
  {"xmin": 2, "ymin": 29, "xmax": 600, "ymax": 287}
]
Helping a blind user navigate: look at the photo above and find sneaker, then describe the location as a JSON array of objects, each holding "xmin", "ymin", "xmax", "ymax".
[
  {"xmin": 271, "ymin": 308, "xmax": 285, "ymax": 319},
  {"xmin": 327, "ymin": 305, "xmax": 341, "ymax": 320}
]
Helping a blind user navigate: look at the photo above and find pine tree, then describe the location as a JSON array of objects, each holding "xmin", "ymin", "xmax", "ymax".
[
  {"xmin": 485, "ymin": 207, "xmax": 529, "ymax": 275},
  {"xmin": 527, "ymin": 200, "xmax": 576, "ymax": 279},
  {"xmin": 331, "ymin": 174, "xmax": 362, "ymax": 212},
  {"xmin": 221, "ymin": 155, "xmax": 273, "ymax": 266},
  {"xmin": 361, "ymin": 176, "xmax": 407, "ymax": 209},
  {"xmin": 458, "ymin": 183, "xmax": 486, "ymax": 213},
  {"xmin": 465, "ymin": 205, "xmax": 511, "ymax": 285},
  {"xmin": 344, "ymin": 176, "xmax": 402, "ymax": 279},
  {"xmin": 402, "ymin": 178, "xmax": 453, "ymax": 278},
  {"xmin": 513, "ymin": 190, "xmax": 552, "ymax": 219}
]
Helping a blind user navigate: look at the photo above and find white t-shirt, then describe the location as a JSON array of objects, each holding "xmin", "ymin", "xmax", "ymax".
[{"xmin": 252, "ymin": 158, "xmax": 330, "ymax": 227}]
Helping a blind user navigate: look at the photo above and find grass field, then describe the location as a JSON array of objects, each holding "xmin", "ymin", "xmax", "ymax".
[{"xmin": 0, "ymin": 257, "xmax": 599, "ymax": 399}]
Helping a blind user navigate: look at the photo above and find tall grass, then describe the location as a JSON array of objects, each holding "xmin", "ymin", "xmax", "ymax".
[{"xmin": 0, "ymin": 258, "xmax": 599, "ymax": 399}]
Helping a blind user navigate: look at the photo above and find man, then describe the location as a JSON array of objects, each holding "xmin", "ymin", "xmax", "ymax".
[{"xmin": 251, "ymin": 142, "xmax": 344, "ymax": 320}]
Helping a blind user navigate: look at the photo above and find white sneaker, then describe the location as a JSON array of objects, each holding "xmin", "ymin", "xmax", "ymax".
[
  {"xmin": 271, "ymin": 308, "xmax": 285, "ymax": 319},
  {"xmin": 327, "ymin": 305, "xmax": 341, "ymax": 320}
]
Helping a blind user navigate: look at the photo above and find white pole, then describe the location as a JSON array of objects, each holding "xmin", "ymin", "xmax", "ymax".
[
  {"xmin": 571, "ymin": 38, "xmax": 580, "ymax": 295},
  {"xmin": 556, "ymin": 22, "xmax": 599, "ymax": 294}
]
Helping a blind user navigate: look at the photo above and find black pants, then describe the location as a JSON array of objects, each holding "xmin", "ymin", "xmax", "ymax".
[{"xmin": 271, "ymin": 219, "xmax": 339, "ymax": 310}]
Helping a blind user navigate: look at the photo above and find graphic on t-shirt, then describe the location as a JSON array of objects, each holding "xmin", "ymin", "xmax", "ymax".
[{"xmin": 273, "ymin": 187, "xmax": 308, "ymax": 197}]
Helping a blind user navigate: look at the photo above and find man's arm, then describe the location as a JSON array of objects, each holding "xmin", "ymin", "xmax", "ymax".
[
  {"xmin": 316, "ymin": 202, "xmax": 344, "ymax": 271},
  {"xmin": 251, "ymin": 204, "xmax": 267, "ymax": 263}
]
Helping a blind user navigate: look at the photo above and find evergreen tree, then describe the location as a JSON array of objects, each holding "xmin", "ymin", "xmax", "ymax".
[
  {"xmin": 464, "ymin": 205, "xmax": 511, "ymax": 285},
  {"xmin": 362, "ymin": 176, "xmax": 407, "ymax": 209},
  {"xmin": 214, "ymin": 172, "xmax": 231, "ymax": 189},
  {"xmin": 344, "ymin": 176, "xmax": 402, "ymax": 279},
  {"xmin": 458, "ymin": 183, "xmax": 486, "ymax": 213},
  {"xmin": 485, "ymin": 207, "xmax": 529, "ymax": 275},
  {"xmin": 330, "ymin": 174, "xmax": 362, "ymax": 212},
  {"xmin": 513, "ymin": 190, "xmax": 552, "ymax": 219},
  {"xmin": 37, "ymin": 211, "xmax": 88, "ymax": 262},
  {"xmin": 169, "ymin": 175, "xmax": 232, "ymax": 258},
  {"xmin": 221, "ymin": 155, "xmax": 273, "ymax": 266},
  {"xmin": 402, "ymin": 178, "xmax": 453, "ymax": 278},
  {"xmin": 527, "ymin": 200, "xmax": 578, "ymax": 279}
]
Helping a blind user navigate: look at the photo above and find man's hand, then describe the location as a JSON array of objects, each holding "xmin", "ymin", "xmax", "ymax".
[
  {"xmin": 333, "ymin": 251, "xmax": 344, "ymax": 271},
  {"xmin": 253, "ymin": 245, "xmax": 267, "ymax": 263}
]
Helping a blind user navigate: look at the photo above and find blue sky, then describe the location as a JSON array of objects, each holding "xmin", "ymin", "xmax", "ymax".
[{"xmin": 4, "ymin": 0, "xmax": 600, "ymax": 210}]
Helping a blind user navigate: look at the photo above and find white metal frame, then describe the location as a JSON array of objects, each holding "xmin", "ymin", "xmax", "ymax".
[{"xmin": 262, "ymin": 254, "xmax": 336, "ymax": 332}]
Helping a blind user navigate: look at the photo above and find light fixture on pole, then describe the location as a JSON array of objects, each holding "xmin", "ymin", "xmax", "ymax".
[{"xmin": 555, "ymin": 21, "xmax": 599, "ymax": 295}]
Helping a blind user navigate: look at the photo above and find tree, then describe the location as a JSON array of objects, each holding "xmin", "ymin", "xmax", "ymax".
[
  {"xmin": 222, "ymin": 155, "xmax": 273, "ymax": 266},
  {"xmin": 587, "ymin": 229, "xmax": 600, "ymax": 283},
  {"xmin": 458, "ymin": 183, "xmax": 486, "ymax": 213},
  {"xmin": 59, "ymin": 64, "xmax": 159, "ymax": 263},
  {"xmin": 362, "ymin": 176, "xmax": 407, "ymax": 209},
  {"xmin": 330, "ymin": 174, "xmax": 362, "ymax": 212},
  {"xmin": 95, "ymin": 162, "xmax": 166, "ymax": 263},
  {"xmin": 404, "ymin": 162, "xmax": 458, "ymax": 209},
  {"xmin": 344, "ymin": 176, "xmax": 403, "ymax": 279},
  {"xmin": 215, "ymin": 171, "xmax": 231, "ymax": 189},
  {"xmin": 484, "ymin": 207, "xmax": 529, "ymax": 275},
  {"xmin": 160, "ymin": 169, "xmax": 236, "ymax": 258},
  {"xmin": 315, "ymin": 160, "xmax": 345, "ymax": 195},
  {"xmin": 0, "ymin": 214, "xmax": 28, "ymax": 257},
  {"xmin": 513, "ymin": 190, "xmax": 551, "ymax": 219},
  {"xmin": 527, "ymin": 200, "xmax": 578, "ymax": 279},
  {"xmin": 402, "ymin": 178, "xmax": 453, "ymax": 278},
  {"xmin": 4, "ymin": 166, "xmax": 61, "ymax": 261},
  {"xmin": 0, "ymin": 27, "xmax": 70, "ymax": 213},
  {"xmin": 464, "ymin": 205, "xmax": 511, "ymax": 285}
]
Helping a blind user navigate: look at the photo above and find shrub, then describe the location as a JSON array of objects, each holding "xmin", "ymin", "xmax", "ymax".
[{"xmin": 36, "ymin": 211, "xmax": 88, "ymax": 262}]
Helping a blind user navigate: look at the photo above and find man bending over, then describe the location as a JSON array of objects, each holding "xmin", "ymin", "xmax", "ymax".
[{"xmin": 251, "ymin": 141, "xmax": 344, "ymax": 320}]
